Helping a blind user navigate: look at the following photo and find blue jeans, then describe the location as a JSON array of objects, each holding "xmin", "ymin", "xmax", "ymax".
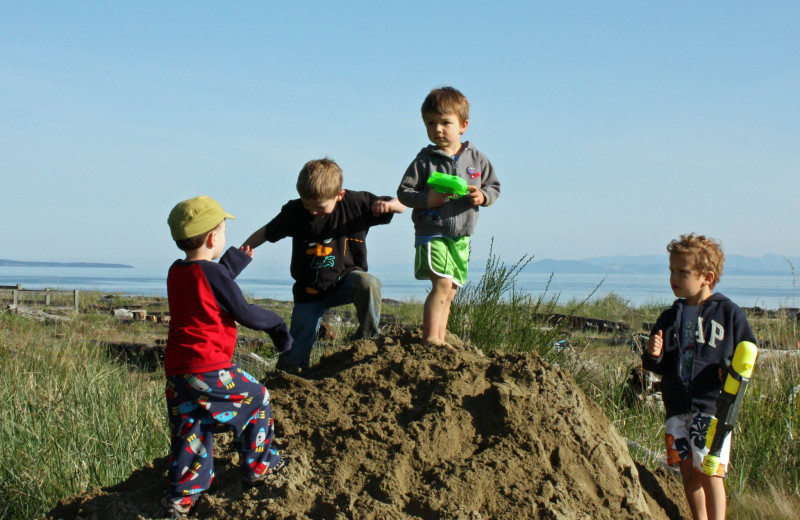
[{"xmin": 277, "ymin": 270, "xmax": 382, "ymax": 371}]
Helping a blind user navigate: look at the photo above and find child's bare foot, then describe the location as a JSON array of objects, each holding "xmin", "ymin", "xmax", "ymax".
[{"xmin": 423, "ymin": 339, "xmax": 456, "ymax": 350}]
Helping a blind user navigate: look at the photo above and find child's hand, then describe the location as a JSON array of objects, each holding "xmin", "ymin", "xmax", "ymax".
[
  {"xmin": 240, "ymin": 245, "xmax": 254, "ymax": 258},
  {"xmin": 372, "ymin": 198, "xmax": 407, "ymax": 216},
  {"xmin": 372, "ymin": 200, "xmax": 390, "ymax": 215},
  {"xmin": 647, "ymin": 330, "xmax": 663, "ymax": 357},
  {"xmin": 427, "ymin": 190, "xmax": 448, "ymax": 208},
  {"xmin": 467, "ymin": 186, "xmax": 486, "ymax": 206}
]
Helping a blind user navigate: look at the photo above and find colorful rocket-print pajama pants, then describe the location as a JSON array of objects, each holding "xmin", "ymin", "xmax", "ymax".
[{"xmin": 165, "ymin": 365, "xmax": 282, "ymax": 501}]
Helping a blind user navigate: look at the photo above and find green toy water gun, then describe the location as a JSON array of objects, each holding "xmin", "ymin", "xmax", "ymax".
[
  {"xmin": 427, "ymin": 171, "xmax": 468, "ymax": 199},
  {"xmin": 701, "ymin": 340, "xmax": 758, "ymax": 476}
]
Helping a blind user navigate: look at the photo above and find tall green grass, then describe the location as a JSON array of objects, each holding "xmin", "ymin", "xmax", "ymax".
[
  {"xmin": 729, "ymin": 351, "xmax": 800, "ymax": 494},
  {"xmin": 450, "ymin": 242, "xmax": 583, "ymax": 356},
  {"xmin": 0, "ymin": 313, "xmax": 167, "ymax": 520},
  {"xmin": 448, "ymin": 241, "xmax": 598, "ymax": 386}
]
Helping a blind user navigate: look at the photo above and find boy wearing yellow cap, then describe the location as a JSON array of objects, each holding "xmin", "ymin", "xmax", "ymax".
[{"xmin": 163, "ymin": 196, "xmax": 293, "ymax": 518}]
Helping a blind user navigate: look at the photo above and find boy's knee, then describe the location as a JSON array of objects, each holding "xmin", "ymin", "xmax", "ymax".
[
  {"xmin": 353, "ymin": 271, "xmax": 381, "ymax": 292},
  {"xmin": 350, "ymin": 273, "xmax": 382, "ymax": 307},
  {"xmin": 679, "ymin": 463, "xmax": 703, "ymax": 490},
  {"xmin": 430, "ymin": 274, "xmax": 454, "ymax": 290}
]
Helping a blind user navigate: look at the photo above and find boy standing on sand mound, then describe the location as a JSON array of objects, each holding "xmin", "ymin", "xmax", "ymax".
[{"xmin": 397, "ymin": 86, "xmax": 501, "ymax": 347}]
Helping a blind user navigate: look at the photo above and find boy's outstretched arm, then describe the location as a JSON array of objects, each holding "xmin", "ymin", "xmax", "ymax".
[
  {"xmin": 242, "ymin": 225, "xmax": 267, "ymax": 249},
  {"xmin": 372, "ymin": 198, "xmax": 406, "ymax": 216},
  {"xmin": 205, "ymin": 249, "xmax": 293, "ymax": 353}
]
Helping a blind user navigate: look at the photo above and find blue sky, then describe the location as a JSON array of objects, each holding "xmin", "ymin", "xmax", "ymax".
[{"xmin": 2, "ymin": 2, "xmax": 798, "ymax": 272}]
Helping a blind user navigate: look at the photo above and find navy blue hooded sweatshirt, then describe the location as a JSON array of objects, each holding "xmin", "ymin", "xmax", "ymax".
[{"xmin": 641, "ymin": 293, "xmax": 756, "ymax": 419}]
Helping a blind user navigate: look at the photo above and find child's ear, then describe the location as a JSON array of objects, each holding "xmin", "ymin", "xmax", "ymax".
[
  {"xmin": 337, "ymin": 189, "xmax": 345, "ymax": 201},
  {"xmin": 205, "ymin": 231, "xmax": 216, "ymax": 249},
  {"xmin": 703, "ymin": 271, "xmax": 716, "ymax": 288}
]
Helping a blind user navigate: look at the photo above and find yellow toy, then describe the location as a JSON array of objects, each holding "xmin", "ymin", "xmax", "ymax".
[{"xmin": 702, "ymin": 340, "xmax": 758, "ymax": 476}]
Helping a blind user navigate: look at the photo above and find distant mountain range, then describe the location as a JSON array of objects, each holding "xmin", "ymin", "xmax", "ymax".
[
  {"xmin": 520, "ymin": 254, "xmax": 800, "ymax": 276},
  {"xmin": 371, "ymin": 253, "xmax": 800, "ymax": 277},
  {"xmin": 0, "ymin": 259, "xmax": 133, "ymax": 269}
]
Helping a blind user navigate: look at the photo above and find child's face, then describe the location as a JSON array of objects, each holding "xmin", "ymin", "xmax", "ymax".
[
  {"xmin": 424, "ymin": 112, "xmax": 468, "ymax": 154},
  {"xmin": 669, "ymin": 253, "xmax": 713, "ymax": 305},
  {"xmin": 301, "ymin": 190, "xmax": 344, "ymax": 218}
]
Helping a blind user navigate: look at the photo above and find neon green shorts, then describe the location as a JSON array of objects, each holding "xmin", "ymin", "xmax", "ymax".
[{"xmin": 414, "ymin": 236, "xmax": 470, "ymax": 287}]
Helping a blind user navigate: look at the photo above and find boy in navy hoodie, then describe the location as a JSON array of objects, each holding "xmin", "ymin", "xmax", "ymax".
[
  {"xmin": 642, "ymin": 233, "xmax": 755, "ymax": 520},
  {"xmin": 163, "ymin": 196, "xmax": 293, "ymax": 518}
]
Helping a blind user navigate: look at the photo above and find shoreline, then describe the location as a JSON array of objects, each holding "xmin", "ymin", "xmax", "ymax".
[
  {"xmin": 3, "ymin": 284, "xmax": 800, "ymax": 314},
  {"xmin": 3, "ymin": 266, "xmax": 800, "ymax": 310}
]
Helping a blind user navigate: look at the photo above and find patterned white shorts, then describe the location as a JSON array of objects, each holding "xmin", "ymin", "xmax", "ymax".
[{"xmin": 665, "ymin": 412, "xmax": 731, "ymax": 477}]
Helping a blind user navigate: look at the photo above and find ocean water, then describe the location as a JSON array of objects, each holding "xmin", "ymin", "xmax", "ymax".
[{"xmin": 1, "ymin": 265, "xmax": 798, "ymax": 310}]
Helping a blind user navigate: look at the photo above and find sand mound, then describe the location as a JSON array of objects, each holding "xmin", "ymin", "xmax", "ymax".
[{"xmin": 45, "ymin": 330, "xmax": 689, "ymax": 519}]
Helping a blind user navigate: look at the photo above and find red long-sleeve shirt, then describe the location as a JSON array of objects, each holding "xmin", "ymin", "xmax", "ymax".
[{"xmin": 165, "ymin": 247, "xmax": 292, "ymax": 376}]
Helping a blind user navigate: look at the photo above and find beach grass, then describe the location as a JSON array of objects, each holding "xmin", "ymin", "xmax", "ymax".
[
  {"xmin": 448, "ymin": 241, "xmax": 598, "ymax": 383},
  {"xmin": 0, "ymin": 311, "xmax": 168, "ymax": 520}
]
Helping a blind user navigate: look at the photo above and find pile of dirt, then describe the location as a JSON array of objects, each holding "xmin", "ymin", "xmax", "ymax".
[{"xmin": 45, "ymin": 330, "xmax": 689, "ymax": 520}]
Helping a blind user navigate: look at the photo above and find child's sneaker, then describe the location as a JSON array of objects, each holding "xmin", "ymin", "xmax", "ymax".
[
  {"xmin": 161, "ymin": 495, "xmax": 192, "ymax": 519},
  {"xmin": 243, "ymin": 454, "xmax": 289, "ymax": 486}
]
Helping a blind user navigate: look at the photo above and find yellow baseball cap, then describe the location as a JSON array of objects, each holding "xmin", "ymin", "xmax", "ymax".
[{"xmin": 168, "ymin": 196, "xmax": 235, "ymax": 240}]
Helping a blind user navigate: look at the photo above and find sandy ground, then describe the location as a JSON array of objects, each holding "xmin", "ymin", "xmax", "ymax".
[{"xmin": 45, "ymin": 330, "xmax": 690, "ymax": 519}]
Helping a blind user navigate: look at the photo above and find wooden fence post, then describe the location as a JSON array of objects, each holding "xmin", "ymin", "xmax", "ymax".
[
  {"xmin": 12, "ymin": 290, "xmax": 18, "ymax": 307},
  {"xmin": 73, "ymin": 290, "xmax": 80, "ymax": 312}
]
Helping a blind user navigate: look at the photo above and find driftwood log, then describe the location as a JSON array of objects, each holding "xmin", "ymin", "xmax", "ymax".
[
  {"xmin": 537, "ymin": 313, "xmax": 630, "ymax": 333},
  {"xmin": 6, "ymin": 304, "xmax": 72, "ymax": 324}
]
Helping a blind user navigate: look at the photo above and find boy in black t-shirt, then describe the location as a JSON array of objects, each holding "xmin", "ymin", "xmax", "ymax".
[{"xmin": 243, "ymin": 158, "xmax": 405, "ymax": 373}]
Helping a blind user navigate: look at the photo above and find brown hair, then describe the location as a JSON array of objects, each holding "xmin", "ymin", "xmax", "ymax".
[
  {"xmin": 296, "ymin": 158, "xmax": 343, "ymax": 201},
  {"xmin": 421, "ymin": 86, "xmax": 470, "ymax": 124},
  {"xmin": 667, "ymin": 233, "xmax": 725, "ymax": 288},
  {"xmin": 174, "ymin": 221, "xmax": 223, "ymax": 252}
]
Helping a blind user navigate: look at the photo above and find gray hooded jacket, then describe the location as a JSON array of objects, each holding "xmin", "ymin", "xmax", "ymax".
[{"xmin": 397, "ymin": 142, "xmax": 500, "ymax": 237}]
